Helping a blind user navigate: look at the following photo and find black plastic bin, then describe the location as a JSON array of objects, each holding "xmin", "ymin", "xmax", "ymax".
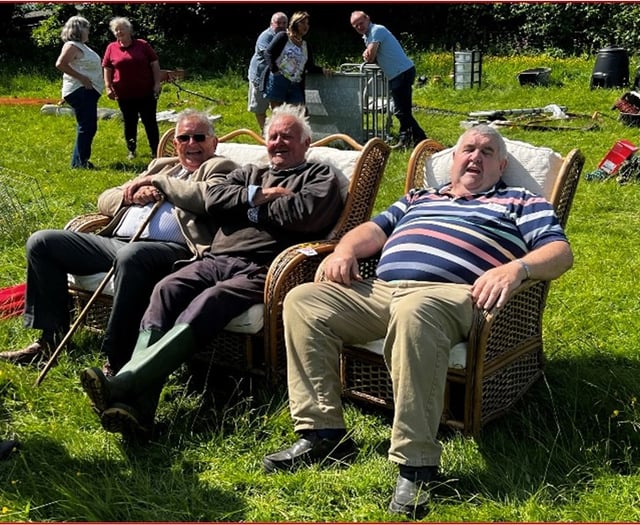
[
  {"xmin": 590, "ymin": 46, "xmax": 629, "ymax": 89},
  {"xmin": 518, "ymin": 67, "xmax": 551, "ymax": 86}
]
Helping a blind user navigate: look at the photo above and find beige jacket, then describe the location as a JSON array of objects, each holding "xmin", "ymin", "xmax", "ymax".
[{"xmin": 96, "ymin": 156, "xmax": 239, "ymax": 259}]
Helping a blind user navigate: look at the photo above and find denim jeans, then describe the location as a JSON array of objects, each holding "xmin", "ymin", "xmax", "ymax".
[
  {"xmin": 264, "ymin": 72, "xmax": 305, "ymax": 105},
  {"xmin": 64, "ymin": 87, "xmax": 100, "ymax": 168},
  {"xmin": 388, "ymin": 66, "xmax": 427, "ymax": 142}
]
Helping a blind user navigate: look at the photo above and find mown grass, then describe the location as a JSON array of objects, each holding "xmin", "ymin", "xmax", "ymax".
[{"xmin": 1, "ymin": 52, "xmax": 640, "ymax": 522}]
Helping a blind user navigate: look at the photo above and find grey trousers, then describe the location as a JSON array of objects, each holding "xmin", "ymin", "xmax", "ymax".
[
  {"xmin": 24, "ymin": 229, "xmax": 189, "ymax": 369},
  {"xmin": 283, "ymin": 278, "xmax": 473, "ymax": 467},
  {"xmin": 140, "ymin": 253, "xmax": 267, "ymax": 347}
]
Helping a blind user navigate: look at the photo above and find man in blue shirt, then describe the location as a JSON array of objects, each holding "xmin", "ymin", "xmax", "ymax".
[
  {"xmin": 350, "ymin": 10, "xmax": 427, "ymax": 149},
  {"xmin": 247, "ymin": 12, "xmax": 288, "ymax": 133}
]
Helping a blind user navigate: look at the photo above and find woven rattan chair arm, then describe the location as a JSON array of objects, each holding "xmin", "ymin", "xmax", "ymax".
[
  {"xmin": 263, "ymin": 240, "xmax": 339, "ymax": 379},
  {"xmin": 405, "ymin": 138, "xmax": 446, "ymax": 192},
  {"xmin": 218, "ymin": 128, "xmax": 266, "ymax": 145},
  {"xmin": 310, "ymin": 134, "xmax": 363, "ymax": 150},
  {"xmin": 467, "ymin": 278, "xmax": 549, "ymax": 370},
  {"xmin": 315, "ymin": 251, "xmax": 381, "ymax": 283},
  {"xmin": 328, "ymin": 137, "xmax": 391, "ymax": 240}
]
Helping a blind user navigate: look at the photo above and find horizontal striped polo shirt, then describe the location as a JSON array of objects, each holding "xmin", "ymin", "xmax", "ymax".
[{"xmin": 372, "ymin": 180, "xmax": 568, "ymax": 285}]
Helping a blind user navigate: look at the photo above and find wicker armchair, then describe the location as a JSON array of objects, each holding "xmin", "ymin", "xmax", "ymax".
[
  {"xmin": 66, "ymin": 127, "xmax": 391, "ymax": 382},
  {"xmin": 298, "ymin": 137, "xmax": 584, "ymax": 436}
]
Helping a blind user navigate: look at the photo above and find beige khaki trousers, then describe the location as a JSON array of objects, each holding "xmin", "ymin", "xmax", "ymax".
[{"xmin": 283, "ymin": 278, "xmax": 473, "ymax": 466}]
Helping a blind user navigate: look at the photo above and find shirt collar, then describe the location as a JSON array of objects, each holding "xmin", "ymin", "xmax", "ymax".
[
  {"xmin": 268, "ymin": 161, "xmax": 308, "ymax": 173},
  {"xmin": 437, "ymin": 180, "xmax": 504, "ymax": 199},
  {"xmin": 174, "ymin": 167, "xmax": 193, "ymax": 180}
]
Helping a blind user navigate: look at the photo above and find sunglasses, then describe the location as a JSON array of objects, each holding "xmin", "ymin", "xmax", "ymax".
[{"xmin": 175, "ymin": 134, "xmax": 209, "ymax": 143}]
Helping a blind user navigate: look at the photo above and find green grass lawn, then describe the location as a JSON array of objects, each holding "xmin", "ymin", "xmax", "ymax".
[{"xmin": 1, "ymin": 52, "xmax": 640, "ymax": 522}]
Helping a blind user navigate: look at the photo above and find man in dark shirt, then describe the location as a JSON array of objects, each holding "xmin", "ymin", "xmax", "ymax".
[{"xmin": 79, "ymin": 103, "xmax": 344, "ymax": 442}]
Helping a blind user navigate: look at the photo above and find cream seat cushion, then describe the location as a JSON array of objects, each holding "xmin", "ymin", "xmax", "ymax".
[
  {"xmin": 215, "ymin": 142, "xmax": 358, "ymax": 201},
  {"xmin": 352, "ymin": 339, "xmax": 468, "ymax": 369},
  {"xmin": 354, "ymin": 138, "xmax": 563, "ymax": 369},
  {"xmin": 67, "ymin": 273, "xmax": 264, "ymax": 333},
  {"xmin": 423, "ymin": 137, "xmax": 563, "ymax": 198},
  {"xmin": 68, "ymin": 142, "xmax": 362, "ymax": 335}
]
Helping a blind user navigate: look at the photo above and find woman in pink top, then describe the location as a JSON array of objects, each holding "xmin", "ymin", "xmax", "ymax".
[{"xmin": 103, "ymin": 17, "xmax": 162, "ymax": 160}]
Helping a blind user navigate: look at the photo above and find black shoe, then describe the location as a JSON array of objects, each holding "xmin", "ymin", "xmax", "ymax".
[
  {"xmin": 0, "ymin": 338, "xmax": 53, "ymax": 365},
  {"xmin": 388, "ymin": 466, "xmax": 437, "ymax": 516},
  {"xmin": 80, "ymin": 367, "xmax": 111, "ymax": 413},
  {"xmin": 72, "ymin": 161, "xmax": 95, "ymax": 169},
  {"xmin": 263, "ymin": 432, "xmax": 357, "ymax": 473},
  {"xmin": 100, "ymin": 403, "xmax": 152, "ymax": 443},
  {"xmin": 412, "ymin": 130, "xmax": 428, "ymax": 144}
]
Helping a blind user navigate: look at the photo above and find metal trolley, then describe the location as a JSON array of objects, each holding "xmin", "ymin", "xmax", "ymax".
[{"xmin": 305, "ymin": 63, "xmax": 392, "ymax": 143}]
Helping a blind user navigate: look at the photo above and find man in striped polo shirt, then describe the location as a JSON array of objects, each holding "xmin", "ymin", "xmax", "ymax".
[{"xmin": 264, "ymin": 124, "xmax": 574, "ymax": 515}]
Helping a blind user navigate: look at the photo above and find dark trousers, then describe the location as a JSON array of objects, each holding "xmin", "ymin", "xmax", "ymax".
[
  {"xmin": 388, "ymin": 66, "xmax": 427, "ymax": 141},
  {"xmin": 64, "ymin": 87, "xmax": 100, "ymax": 168},
  {"xmin": 117, "ymin": 94, "xmax": 160, "ymax": 156},
  {"xmin": 141, "ymin": 253, "xmax": 267, "ymax": 347},
  {"xmin": 24, "ymin": 229, "xmax": 189, "ymax": 370}
]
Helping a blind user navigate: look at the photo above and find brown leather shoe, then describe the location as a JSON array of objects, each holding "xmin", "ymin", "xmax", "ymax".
[{"xmin": 0, "ymin": 339, "xmax": 52, "ymax": 365}]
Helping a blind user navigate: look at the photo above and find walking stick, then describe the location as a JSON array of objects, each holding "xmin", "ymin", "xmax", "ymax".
[{"xmin": 35, "ymin": 196, "xmax": 165, "ymax": 386}]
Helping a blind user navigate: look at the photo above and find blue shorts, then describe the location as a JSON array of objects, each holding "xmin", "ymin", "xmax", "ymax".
[{"xmin": 264, "ymin": 72, "xmax": 304, "ymax": 104}]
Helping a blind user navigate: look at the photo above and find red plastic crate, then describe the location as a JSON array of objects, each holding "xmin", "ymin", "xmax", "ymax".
[{"xmin": 598, "ymin": 139, "xmax": 638, "ymax": 174}]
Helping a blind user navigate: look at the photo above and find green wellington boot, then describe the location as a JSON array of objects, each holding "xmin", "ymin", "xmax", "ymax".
[
  {"xmin": 135, "ymin": 328, "xmax": 165, "ymax": 352},
  {"xmin": 82, "ymin": 328, "xmax": 164, "ymax": 413},
  {"xmin": 116, "ymin": 323, "xmax": 196, "ymax": 396},
  {"xmin": 81, "ymin": 324, "xmax": 196, "ymax": 414}
]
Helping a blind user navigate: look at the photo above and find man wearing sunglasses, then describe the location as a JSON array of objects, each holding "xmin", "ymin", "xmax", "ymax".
[
  {"xmin": 79, "ymin": 103, "xmax": 345, "ymax": 443},
  {"xmin": 0, "ymin": 109, "xmax": 238, "ymax": 375}
]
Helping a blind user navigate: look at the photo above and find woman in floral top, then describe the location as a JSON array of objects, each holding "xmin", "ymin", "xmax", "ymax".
[{"xmin": 263, "ymin": 11, "xmax": 331, "ymax": 109}]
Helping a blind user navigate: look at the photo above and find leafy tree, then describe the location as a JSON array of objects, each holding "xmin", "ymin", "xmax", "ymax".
[{"xmin": 6, "ymin": 2, "xmax": 640, "ymax": 75}]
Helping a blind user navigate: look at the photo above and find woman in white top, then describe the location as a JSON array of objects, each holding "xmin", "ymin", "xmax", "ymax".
[{"xmin": 55, "ymin": 16, "xmax": 104, "ymax": 169}]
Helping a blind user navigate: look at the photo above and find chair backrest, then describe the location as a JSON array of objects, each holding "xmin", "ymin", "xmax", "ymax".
[
  {"xmin": 157, "ymin": 127, "xmax": 391, "ymax": 241},
  {"xmin": 157, "ymin": 127, "xmax": 177, "ymax": 158},
  {"xmin": 406, "ymin": 137, "xmax": 585, "ymax": 228}
]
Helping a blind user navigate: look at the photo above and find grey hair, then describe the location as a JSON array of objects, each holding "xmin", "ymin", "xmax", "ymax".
[
  {"xmin": 109, "ymin": 16, "xmax": 133, "ymax": 34},
  {"xmin": 351, "ymin": 10, "xmax": 370, "ymax": 20},
  {"xmin": 264, "ymin": 104, "xmax": 312, "ymax": 143},
  {"xmin": 271, "ymin": 12, "xmax": 288, "ymax": 25},
  {"xmin": 174, "ymin": 109, "xmax": 215, "ymax": 136},
  {"xmin": 61, "ymin": 16, "xmax": 90, "ymax": 42},
  {"xmin": 457, "ymin": 124, "xmax": 507, "ymax": 160}
]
